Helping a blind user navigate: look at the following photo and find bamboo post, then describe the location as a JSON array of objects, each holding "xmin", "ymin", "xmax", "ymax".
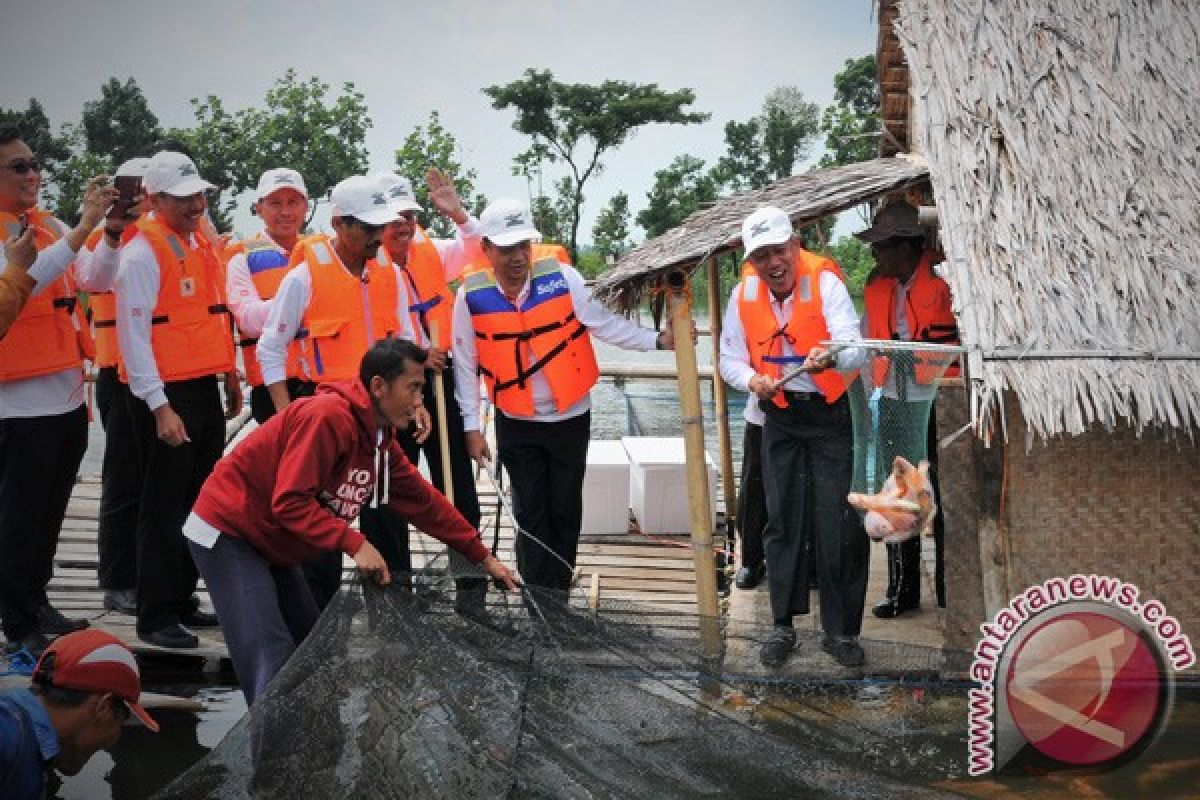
[
  {"xmin": 705, "ymin": 256, "xmax": 737, "ymax": 544},
  {"xmin": 430, "ymin": 321, "xmax": 454, "ymax": 504},
  {"xmin": 665, "ymin": 270, "xmax": 722, "ymax": 659}
]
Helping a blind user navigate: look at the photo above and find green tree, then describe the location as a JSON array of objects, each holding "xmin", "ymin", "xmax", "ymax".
[
  {"xmin": 484, "ymin": 68, "xmax": 708, "ymax": 260},
  {"xmin": 394, "ymin": 110, "xmax": 483, "ymax": 238},
  {"xmin": 818, "ymin": 55, "xmax": 880, "ymax": 168},
  {"xmin": 51, "ymin": 126, "xmax": 113, "ymax": 224},
  {"xmin": 165, "ymin": 95, "xmax": 252, "ymax": 231},
  {"xmin": 591, "ymin": 191, "xmax": 632, "ymax": 263},
  {"xmin": 827, "ymin": 235, "xmax": 874, "ymax": 300},
  {"xmin": 240, "ymin": 70, "xmax": 371, "ymax": 225},
  {"xmin": 81, "ymin": 78, "xmax": 163, "ymax": 165},
  {"xmin": 636, "ymin": 155, "xmax": 718, "ymax": 238},
  {"xmin": 713, "ymin": 86, "xmax": 820, "ymax": 192}
]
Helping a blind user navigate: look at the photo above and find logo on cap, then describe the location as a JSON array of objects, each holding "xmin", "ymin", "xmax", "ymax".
[
  {"xmin": 371, "ymin": 192, "xmax": 386, "ymax": 206},
  {"xmin": 750, "ymin": 220, "xmax": 771, "ymax": 236},
  {"xmin": 275, "ymin": 174, "xmax": 294, "ymax": 184},
  {"xmin": 179, "ymin": 163, "xmax": 197, "ymax": 177},
  {"xmin": 505, "ymin": 213, "xmax": 525, "ymax": 228}
]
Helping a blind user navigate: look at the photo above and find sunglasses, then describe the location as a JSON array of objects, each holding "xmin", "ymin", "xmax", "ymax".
[{"xmin": 3, "ymin": 159, "xmax": 42, "ymax": 175}]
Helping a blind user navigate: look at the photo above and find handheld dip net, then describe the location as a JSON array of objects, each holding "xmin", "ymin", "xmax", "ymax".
[{"xmin": 829, "ymin": 340, "xmax": 964, "ymax": 545}]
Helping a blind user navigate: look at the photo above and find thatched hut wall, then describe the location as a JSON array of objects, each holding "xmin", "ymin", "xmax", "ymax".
[{"xmin": 894, "ymin": 0, "xmax": 1200, "ymax": 439}]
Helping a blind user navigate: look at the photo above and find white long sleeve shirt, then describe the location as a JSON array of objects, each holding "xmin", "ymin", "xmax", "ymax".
[
  {"xmin": 452, "ymin": 263, "xmax": 658, "ymax": 431},
  {"xmin": 256, "ymin": 246, "xmax": 414, "ymax": 387},
  {"xmin": 0, "ymin": 219, "xmax": 118, "ymax": 419},
  {"xmin": 224, "ymin": 231, "xmax": 289, "ymax": 340},
  {"xmin": 395, "ymin": 218, "xmax": 483, "ymax": 349},
  {"xmin": 719, "ymin": 271, "xmax": 862, "ymax": 425}
]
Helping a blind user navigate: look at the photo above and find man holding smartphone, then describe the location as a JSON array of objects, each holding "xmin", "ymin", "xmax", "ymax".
[
  {"xmin": 0, "ymin": 127, "xmax": 119, "ymax": 657},
  {"xmin": 75, "ymin": 158, "xmax": 150, "ymax": 617}
]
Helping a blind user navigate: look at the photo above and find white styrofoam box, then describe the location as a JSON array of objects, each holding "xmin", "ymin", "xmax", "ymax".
[
  {"xmin": 582, "ymin": 440, "xmax": 631, "ymax": 535},
  {"xmin": 621, "ymin": 436, "xmax": 717, "ymax": 534}
]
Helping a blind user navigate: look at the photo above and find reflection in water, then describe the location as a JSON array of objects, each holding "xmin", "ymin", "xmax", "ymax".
[{"xmin": 54, "ymin": 686, "xmax": 245, "ymax": 800}]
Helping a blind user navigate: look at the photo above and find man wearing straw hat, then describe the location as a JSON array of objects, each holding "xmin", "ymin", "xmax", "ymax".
[
  {"xmin": 452, "ymin": 198, "xmax": 677, "ymax": 602},
  {"xmin": 856, "ymin": 201, "xmax": 957, "ymax": 618},
  {"xmin": 720, "ymin": 206, "xmax": 867, "ymax": 668}
]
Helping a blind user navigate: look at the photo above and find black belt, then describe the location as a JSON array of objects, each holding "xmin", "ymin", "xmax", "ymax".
[{"xmin": 781, "ymin": 390, "xmax": 822, "ymax": 403}]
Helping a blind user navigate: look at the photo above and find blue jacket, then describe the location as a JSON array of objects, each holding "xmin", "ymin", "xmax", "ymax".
[{"xmin": 0, "ymin": 688, "xmax": 58, "ymax": 800}]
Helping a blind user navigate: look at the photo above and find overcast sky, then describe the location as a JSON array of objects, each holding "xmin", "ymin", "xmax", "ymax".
[{"xmin": 1, "ymin": 0, "xmax": 877, "ymax": 241}]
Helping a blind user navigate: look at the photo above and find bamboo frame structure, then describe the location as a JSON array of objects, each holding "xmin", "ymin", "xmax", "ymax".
[
  {"xmin": 705, "ymin": 257, "xmax": 738, "ymax": 541},
  {"xmin": 666, "ymin": 271, "xmax": 722, "ymax": 656},
  {"xmin": 430, "ymin": 321, "xmax": 454, "ymax": 504}
]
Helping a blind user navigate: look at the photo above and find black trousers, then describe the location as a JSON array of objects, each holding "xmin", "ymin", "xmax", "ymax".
[
  {"xmin": 248, "ymin": 378, "xmax": 316, "ymax": 427},
  {"xmin": 390, "ymin": 362, "xmax": 485, "ymax": 599},
  {"xmin": 496, "ymin": 410, "xmax": 590, "ymax": 591},
  {"xmin": 0, "ymin": 405, "xmax": 88, "ymax": 641},
  {"xmin": 736, "ymin": 420, "xmax": 766, "ymax": 570},
  {"xmin": 129, "ymin": 377, "xmax": 225, "ymax": 633},
  {"xmin": 876, "ymin": 401, "xmax": 946, "ymax": 608},
  {"xmin": 762, "ymin": 394, "xmax": 868, "ymax": 638},
  {"xmin": 96, "ymin": 367, "xmax": 141, "ymax": 590}
]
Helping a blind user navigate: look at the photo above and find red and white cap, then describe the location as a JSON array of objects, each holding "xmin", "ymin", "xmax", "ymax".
[{"xmin": 32, "ymin": 630, "xmax": 159, "ymax": 732}]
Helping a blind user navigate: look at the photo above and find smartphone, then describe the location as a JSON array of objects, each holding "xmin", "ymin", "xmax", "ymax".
[{"xmin": 107, "ymin": 175, "xmax": 142, "ymax": 222}]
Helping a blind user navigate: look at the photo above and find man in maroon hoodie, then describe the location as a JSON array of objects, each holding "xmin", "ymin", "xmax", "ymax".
[{"xmin": 183, "ymin": 337, "xmax": 518, "ymax": 703}]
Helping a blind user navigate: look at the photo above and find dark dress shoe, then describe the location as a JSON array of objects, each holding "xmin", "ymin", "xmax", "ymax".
[
  {"xmin": 822, "ymin": 636, "xmax": 865, "ymax": 667},
  {"xmin": 735, "ymin": 563, "xmax": 765, "ymax": 590},
  {"xmin": 180, "ymin": 609, "xmax": 220, "ymax": 628},
  {"xmin": 872, "ymin": 597, "xmax": 919, "ymax": 619},
  {"xmin": 139, "ymin": 624, "xmax": 199, "ymax": 649},
  {"xmin": 38, "ymin": 604, "xmax": 89, "ymax": 635},
  {"xmin": 103, "ymin": 589, "xmax": 137, "ymax": 615},
  {"xmin": 759, "ymin": 626, "xmax": 797, "ymax": 667}
]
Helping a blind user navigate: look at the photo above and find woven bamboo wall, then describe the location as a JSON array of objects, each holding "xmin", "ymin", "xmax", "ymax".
[
  {"xmin": 877, "ymin": 0, "xmax": 910, "ymax": 156},
  {"xmin": 939, "ymin": 391, "xmax": 1200, "ymax": 675}
]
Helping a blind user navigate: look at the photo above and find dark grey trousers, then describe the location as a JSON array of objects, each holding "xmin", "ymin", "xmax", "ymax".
[
  {"xmin": 189, "ymin": 535, "xmax": 319, "ymax": 705},
  {"xmin": 761, "ymin": 394, "xmax": 868, "ymax": 637}
]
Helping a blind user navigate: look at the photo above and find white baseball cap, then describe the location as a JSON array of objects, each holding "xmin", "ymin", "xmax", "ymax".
[
  {"xmin": 330, "ymin": 176, "xmax": 400, "ymax": 226},
  {"xmin": 480, "ymin": 198, "xmax": 541, "ymax": 247},
  {"xmin": 742, "ymin": 206, "xmax": 793, "ymax": 256},
  {"xmin": 143, "ymin": 151, "xmax": 215, "ymax": 197},
  {"xmin": 255, "ymin": 168, "xmax": 308, "ymax": 201},
  {"xmin": 372, "ymin": 172, "xmax": 421, "ymax": 215},
  {"xmin": 114, "ymin": 157, "xmax": 151, "ymax": 178}
]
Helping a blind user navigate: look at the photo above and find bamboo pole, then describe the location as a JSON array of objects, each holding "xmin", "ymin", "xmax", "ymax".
[
  {"xmin": 430, "ymin": 321, "xmax": 454, "ymax": 504},
  {"xmin": 666, "ymin": 270, "xmax": 722, "ymax": 659},
  {"xmin": 704, "ymin": 257, "xmax": 738, "ymax": 542}
]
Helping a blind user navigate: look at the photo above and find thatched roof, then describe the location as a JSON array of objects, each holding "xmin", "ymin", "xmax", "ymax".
[
  {"xmin": 592, "ymin": 157, "xmax": 929, "ymax": 311},
  {"xmin": 894, "ymin": 0, "xmax": 1200, "ymax": 438}
]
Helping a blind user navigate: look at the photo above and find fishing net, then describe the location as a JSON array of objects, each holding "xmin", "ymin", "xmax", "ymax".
[
  {"xmin": 154, "ymin": 571, "xmax": 963, "ymax": 799},
  {"xmin": 833, "ymin": 340, "xmax": 963, "ymax": 544}
]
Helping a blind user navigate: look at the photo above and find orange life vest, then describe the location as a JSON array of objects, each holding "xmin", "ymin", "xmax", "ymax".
[
  {"xmin": 129, "ymin": 216, "xmax": 235, "ymax": 382},
  {"xmin": 736, "ymin": 249, "xmax": 847, "ymax": 406},
  {"xmin": 395, "ymin": 224, "xmax": 455, "ymax": 346},
  {"xmin": 224, "ymin": 234, "xmax": 305, "ymax": 387},
  {"xmin": 463, "ymin": 257, "xmax": 598, "ymax": 416},
  {"xmin": 295, "ymin": 236, "xmax": 401, "ymax": 383},
  {"xmin": 0, "ymin": 209, "xmax": 95, "ymax": 381},
  {"xmin": 534, "ymin": 242, "xmax": 571, "ymax": 265},
  {"xmin": 863, "ymin": 251, "xmax": 960, "ymax": 384}
]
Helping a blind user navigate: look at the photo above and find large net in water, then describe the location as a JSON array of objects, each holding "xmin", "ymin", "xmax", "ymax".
[
  {"xmin": 832, "ymin": 340, "xmax": 963, "ymax": 545},
  {"xmin": 154, "ymin": 574, "xmax": 961, "ymax": 799}
]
